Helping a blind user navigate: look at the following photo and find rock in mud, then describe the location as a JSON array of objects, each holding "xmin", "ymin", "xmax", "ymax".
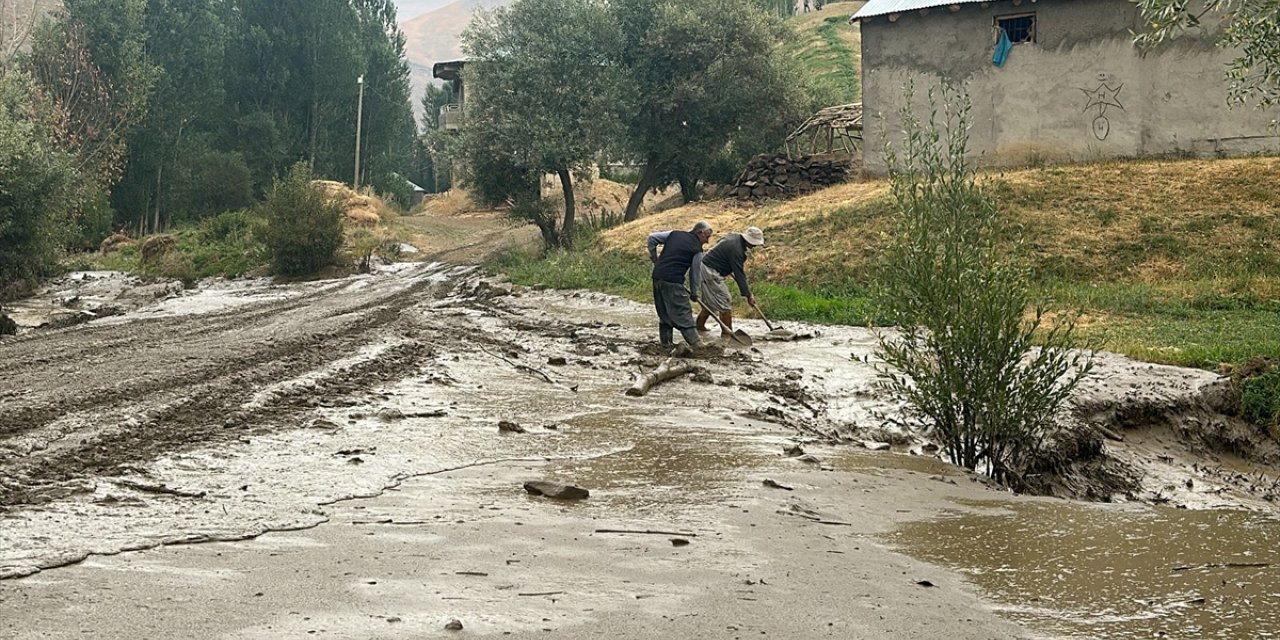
[
  {"xmin": 375, "ymin": 408, "xmax": 404, "ymax": 421},
  {"xmin": 498, "ymin": 420, "xmax": 528, "ymax": 434},
  {"xmin": 445, "ymin": 619, "xmax": 464, "ymax": 631},
  {"xmin": 0, "ymin": 312, "xmax": 15, "ymax": 336},
  {"xmin": 523, "ymin": 481, "xmax": 589, "ymax": 500},
  {"xmin": 307, "ymin": 418, "xmax": 340, "ymax": 430},
  {"xmin": 547, "ymin": 356, "xmax": 567, "ymax": 366},
  {"xmin": 783, "ymin": 444, "xmax": 805, "ymax": 457}
]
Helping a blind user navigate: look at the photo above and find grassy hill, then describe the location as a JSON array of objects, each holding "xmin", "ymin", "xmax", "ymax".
[
  {"xmin": 494, "ymin": 156, "xmax": 1280, "ymax": 370},
  {"xmin": 779, "ymin": 0, "xmax": 865, "ymax": 106}
]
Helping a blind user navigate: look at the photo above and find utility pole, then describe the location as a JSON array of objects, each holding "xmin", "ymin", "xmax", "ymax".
[{"xmin": 354, "ymin": 74, "xmax": 365, "ymax": 190}]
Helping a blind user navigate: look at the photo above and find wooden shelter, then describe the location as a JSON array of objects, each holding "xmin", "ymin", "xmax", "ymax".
[{"xmin": 785, "ymin": 103, "xmax": 863, "ymax": 158}]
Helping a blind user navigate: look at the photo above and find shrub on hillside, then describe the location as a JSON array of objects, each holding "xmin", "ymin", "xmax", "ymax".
[
  {"xmin": 198, "ymin": 209, "xmax": 259, "ymax": 245},
  {"xmin": 1241, "ymin": 370, "xmax": 1280, "ymax": 433},
  {"xmin": 1234, "ymin": 357, "xmax": 1280, "ymax": 437},
  {"xmin": 259, "ymin": 163, "xmax": 344, "ymax": 277},
  {"xmin": 872, "ymin": 86, "xmax": 1093, "ymax": 490}
]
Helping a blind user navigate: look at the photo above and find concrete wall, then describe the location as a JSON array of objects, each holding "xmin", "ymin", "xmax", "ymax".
[{"xmin": 859, "ymin": 0, "xmax": 1280, "ymax": 173}]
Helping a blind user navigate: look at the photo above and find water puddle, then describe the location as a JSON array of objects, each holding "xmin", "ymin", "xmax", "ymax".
[{"xmin": 891, "ymin": 500, "xmax": 1280, "ymax": 639}]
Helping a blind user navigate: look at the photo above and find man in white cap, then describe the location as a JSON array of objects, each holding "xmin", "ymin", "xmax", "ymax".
[
  {"xmin": 696, "ymin": 226, "xmax": 764, "ymax": 338},
  {"xmin": 647, "ymin": 221, "xmax": 713, "ymax": 348}
]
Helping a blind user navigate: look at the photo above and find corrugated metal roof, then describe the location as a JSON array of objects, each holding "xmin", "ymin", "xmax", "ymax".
[{"xmin": 851, "ymin": 0, "xmax": 997, "ymax": 21}]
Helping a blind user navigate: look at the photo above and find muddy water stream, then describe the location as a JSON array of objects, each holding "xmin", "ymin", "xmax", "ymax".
[{"xmin": 892, "ymin": 500, "xmax": 1280, "ymax": 639}]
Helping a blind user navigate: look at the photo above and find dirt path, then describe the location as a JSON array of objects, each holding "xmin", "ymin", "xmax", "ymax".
[
  {"xmin": 393, "ymin": 209, "xmax": 541, "ymax": 264},
  {"xmin": 1, "ymin": 218, "xmax": 1278, "ymax": 636},
  {"xmin": 0, "ymin": 263, "xmax": 1034, "ymax": 638}
]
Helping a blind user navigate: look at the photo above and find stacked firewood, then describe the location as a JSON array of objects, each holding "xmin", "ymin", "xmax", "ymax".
[{"xmin": 728, "ymin": 153, "xmax": 852, "ymax": 200}]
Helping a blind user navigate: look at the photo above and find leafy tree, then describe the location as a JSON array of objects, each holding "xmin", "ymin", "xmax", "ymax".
[
  {"xmin": 351, "ymin": 0, "xmax": 417, "ymax": 199},
  {"xmin": 872, "ymin": 86, "xmax": 1092, "ymax": 489},
  {"xmin": 752, "ymin": 0, "xmax": 795, "ymax": 18},
  {"xmin": 224, "ymin": 0, "xmax": 362, "ymax": 181},
  {"xmin": 0, "ymin": 71, "xmax": 79, "ymax": 295},
  {"xmin": 111, "ymin": 0, "xmax": 230, "ymax": 233},
  {"xmin": 611, "ymin": 0, "xmax": 807, "ymax": 220},
  {"xmin": 419, "ymin": 81, "xmax": 455, "ymax": 192},
  {"xmin": 1135, "ymin": 0, "xmax": 1280, "ymax": 110},
  {"xmin": 26, "ymin": 18, "xmax": 141, "ymax": 189},
  {"xmin": 460, "ymin": 0, "xmax": 622, "ymax": 248}
]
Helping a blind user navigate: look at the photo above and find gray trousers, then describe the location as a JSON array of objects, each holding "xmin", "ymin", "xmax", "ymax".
[{"xmin": 652, "ymin": 279, "xmax": 701, "ymax": 346}]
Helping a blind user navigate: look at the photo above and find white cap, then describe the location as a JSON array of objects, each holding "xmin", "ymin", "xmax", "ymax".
[{"xmin": 743, "ymin": 226, "xmax": 764, "ymax": 246}]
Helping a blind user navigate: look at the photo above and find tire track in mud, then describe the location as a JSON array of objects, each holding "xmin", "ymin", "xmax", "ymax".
[
  {"xmin": 0, "ymin": 266, "xmax": 481, "ymax": 507},
  {"xmin": 0, "ymin": 271, "xmax": 466, "ymax": 436}
]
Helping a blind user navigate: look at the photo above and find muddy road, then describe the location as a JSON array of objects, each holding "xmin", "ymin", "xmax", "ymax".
[{"xmin": 2, "ymin": 262, "xmax": 1279, "ymax": 638}]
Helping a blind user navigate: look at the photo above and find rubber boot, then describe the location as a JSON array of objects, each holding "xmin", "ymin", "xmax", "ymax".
[
  {"xmin": 680, "ymin": 327, "xmax": 701, "ymax": 347},
  {"xmin": 659, "ymin": 325, "xmax": 674, "ymax": 347}
]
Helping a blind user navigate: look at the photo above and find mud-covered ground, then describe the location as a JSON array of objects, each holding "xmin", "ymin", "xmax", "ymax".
[{"xmin": 2, "ymin": 261, "xmax": 1279, "ymax": 638}]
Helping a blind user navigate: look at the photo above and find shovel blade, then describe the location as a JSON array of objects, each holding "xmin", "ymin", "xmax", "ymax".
[{"xmin": 731, "ymin": 329, "xmax": 752, "ymax": 347}]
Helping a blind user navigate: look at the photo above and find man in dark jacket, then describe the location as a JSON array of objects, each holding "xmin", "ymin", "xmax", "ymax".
[
  {"xmin": 697, "ymin": 226, "xmax": 764, "ymax": 337},
  {"xmin": 647, "ymin": 221, "xmax": 713, "ymax": 348}
]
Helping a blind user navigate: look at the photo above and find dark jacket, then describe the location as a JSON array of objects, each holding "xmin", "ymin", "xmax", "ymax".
[
  {"xmin": 648, "ymin": 230, "xmax": 705, "ymax": 293},
  {"xmin": 702, "ymin": 233, "xmax": 752, "ymax": 298}
]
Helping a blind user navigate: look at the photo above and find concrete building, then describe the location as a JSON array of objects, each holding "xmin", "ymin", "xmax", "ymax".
[
  {"xmin": 432, "ymin": 59, "xmax": 466, "ymax": 131},
  {"xmin": 852, "ymin": 0, "xmax": 1280, "ymax": 173}
]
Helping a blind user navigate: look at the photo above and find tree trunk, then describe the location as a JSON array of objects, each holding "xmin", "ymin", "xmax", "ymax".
[
  {"xmin": 678, "ymin": 174, "xmax": 699, "ymax": 203},
  {"xmin": 625, "ymin": 358, "xmax": 698, "ymax": 397},
  {"xmin": 624, "ymin": 157, "xmax": 659, "ymax": 222},
  {"xmin": 308, "ymin": 30, "xmax": 319, "ymax": 168},
  {"xmin": 153, "ymin": 163, "xmax": 163, "ymax": 233},
  {"xmin": 558, "ymin": 168, "xmax": 575, "ymax": 249}
]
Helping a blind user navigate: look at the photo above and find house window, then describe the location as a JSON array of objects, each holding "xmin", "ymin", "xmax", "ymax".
[{"xmin": 997, "ymin": 14, "xmax": 1036, "ymax": 44}]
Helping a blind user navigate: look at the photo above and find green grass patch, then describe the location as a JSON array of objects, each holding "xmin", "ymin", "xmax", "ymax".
[
  {"xmin": 1074, "ymin": 310, "xmax": 1280, "ymax": 369},
  {"xmin": 750, "ymin": 282, "xmax": 880, "ymax": 325},
  {"xmin": 66, "ymin": 212, "xmax": 269, "ymax": 283},
  {"xmin": 814, "ymin": 17, "xmax": 859, "ymax": 102},
  {"xmin": 489, "ymin": 247, "xmax": 651, "ymax": 300}
]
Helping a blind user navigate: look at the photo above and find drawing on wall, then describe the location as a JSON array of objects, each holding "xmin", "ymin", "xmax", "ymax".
[{"xmin": 1080, "ymin": 82, "xmax": 1124, "ymax": 141}]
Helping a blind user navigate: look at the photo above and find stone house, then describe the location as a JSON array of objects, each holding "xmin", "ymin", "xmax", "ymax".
[{"xmin": 852, "ymin": 0, "xmax": 1280, "ymax": 173}]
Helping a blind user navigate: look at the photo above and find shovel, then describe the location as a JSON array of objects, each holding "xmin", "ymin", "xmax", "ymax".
[
  {"xmin": 750, "ymin": 299, "xmax": 779, "ymax": 332},
  {"xmin": 687, "ymin": 288, "xmax": 752, "ymax": 347}
]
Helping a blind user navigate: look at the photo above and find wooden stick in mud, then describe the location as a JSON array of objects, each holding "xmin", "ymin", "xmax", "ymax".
[
  {"xmin": 594, "ymin": 529, "xmax": 699, "ymax": 537},
  {"xmin": 478, "ymin": 345, "xmax": 577, "ymax": 392},
  {"xmin": 625, "ymin": 358, "xmax": 697, "ymax": 397},
  {"xmin": 113, "ymin": 479, "xmax": 206, "ymax": 499}
]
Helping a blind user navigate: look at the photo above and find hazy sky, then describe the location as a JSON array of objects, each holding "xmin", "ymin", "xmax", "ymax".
[{"xmin": 393, "ymin": 0, "xmax": 456, "ymax": 21}]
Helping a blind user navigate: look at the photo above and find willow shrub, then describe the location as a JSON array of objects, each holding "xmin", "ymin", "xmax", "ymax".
[{"xmin": 872, "ymin": 87, "xmax": 1094, "ymax": 488}]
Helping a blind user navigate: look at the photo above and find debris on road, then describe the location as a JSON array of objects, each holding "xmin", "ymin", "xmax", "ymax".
[{"xmin": 523, "ymin": 481, "xmax": 589, "ymax": 500}]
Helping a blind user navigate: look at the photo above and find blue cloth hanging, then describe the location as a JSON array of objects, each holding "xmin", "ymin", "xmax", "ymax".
[{"xmin": 992, "ymin": 27, "xmax": 1013, "ymax": 67}]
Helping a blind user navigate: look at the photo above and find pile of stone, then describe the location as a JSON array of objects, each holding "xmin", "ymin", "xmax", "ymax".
[{"xmin": 728, "ymin": 153, "xmax": 852, "ymax": 200}]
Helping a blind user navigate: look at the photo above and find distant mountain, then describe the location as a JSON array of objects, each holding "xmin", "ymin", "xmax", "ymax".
[{"xmin": 401, "ymin": 0, "xmax": 512, "ymax": 123}]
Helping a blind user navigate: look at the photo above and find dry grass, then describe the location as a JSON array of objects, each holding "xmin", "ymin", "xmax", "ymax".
[
  {"xmin": 314, "ymin": 180, "xmax": 399, "ymax": 228},
  {"xmin": 995, "ymin": 157, "xmax": 1280, "ymax": 283},
  {"xmin": 598, "ymin": 155, "xmax": 1280, "ymax": 292}
]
